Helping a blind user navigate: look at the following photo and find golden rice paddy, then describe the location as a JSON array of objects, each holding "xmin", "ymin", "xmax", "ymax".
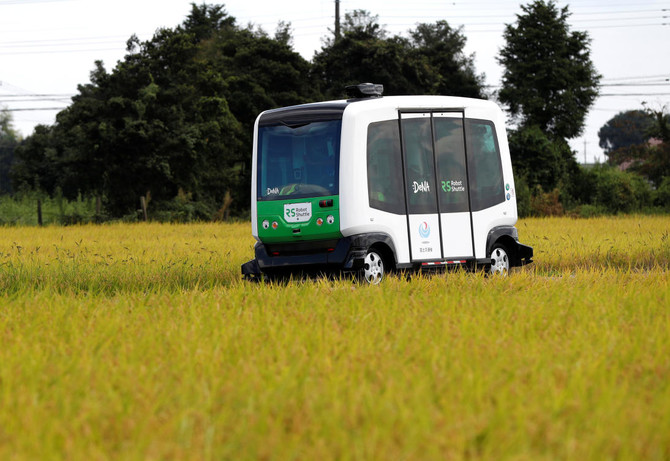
[{"xmin": 0, "ymin": 216, "xmax": 668, "ymax": 460}]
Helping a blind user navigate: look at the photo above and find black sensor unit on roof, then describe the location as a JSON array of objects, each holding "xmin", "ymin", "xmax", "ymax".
[{"xmin": 345, "ymin": 83, "xmax": 384, "ymax": 99}]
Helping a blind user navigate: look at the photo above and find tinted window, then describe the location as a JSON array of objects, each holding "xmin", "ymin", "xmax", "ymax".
[
  {"xmin": 401, "ymin": 117, "xmax": 438, "ymax": 215},
  {"xmin": 466, "ymin": 120, "xmax": 504, "ymax": 211},
  {"xmin": 257, "ymin": 120, "xmax": 341, "ymax": 200},
  {"xmin": 434, "ymin": 117, "xmax": 469, "ymax": 213},
  {"xmin": 367, "ymin": 121, "xmax": 406, "ymax": 214}
]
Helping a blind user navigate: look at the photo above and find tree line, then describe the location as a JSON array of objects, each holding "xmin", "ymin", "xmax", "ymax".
[{"xmin": 1, "ymin": 1, "xmax": 668, "ymax": 223}]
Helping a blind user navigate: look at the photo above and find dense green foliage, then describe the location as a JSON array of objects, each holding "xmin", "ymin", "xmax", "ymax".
[
  {"xmin": 507, "ymin": 125, "xmax": 575, "ymax": 192},
  {"xmin": 10, "ymin": 5, "xmax": 485, "ymax": 220},
  {"xmin": 513, "ymin": 162, "xmax": 668, "ymax": 218},
  {"xmin": 584, "ymin": 107, "xmax": 670, "ymax": 215},
  {"xmin": 598, "ymin": 110, "xmax": 654, "ymax": 156},
  {"xmin": 12, "ymin": 5, "xmax": 318, "ymax": 218},
  {"xmin": 656, "ymin": 176, "xmax": 670, "ymax": 211},
  {"xmin": 498, "ymin": 0, "xmax": 600, "ymax": 141},
  {"xmin": 312, "ymin": 11, "xmax": 484, "ymax": 99},
  {"xmin": 577, "ymin": 165, "xmax": 653, "ymax": 214},
  {"xmin": 497, "ymin": 0, "xmax": 599, "ymax": 210},
  {"xmin": 598, "ymin": 109, "xmax": 669, "ymax": 187},
  {"xmin": 492, "ymin": 1, "xmax": 667, "ymax": 217},
  {"xmin": 647, "ymin": 109, "xmax": 670, "ymax": 142},
  {"xmin": 0, "ymin": 191, "xmax": 98, "ymax": 226},
  {"xmin": 0, "ymin": 110, "xmax": 19, "ymax": 194},
  {"xmin": 622, "ymin": 109, "xmax": 670, "ymax": 188}
]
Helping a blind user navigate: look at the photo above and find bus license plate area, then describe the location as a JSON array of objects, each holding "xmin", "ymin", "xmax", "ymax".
[{"xmin": 284, "ymin": 202, "xmax": 312, "ymax": 223}]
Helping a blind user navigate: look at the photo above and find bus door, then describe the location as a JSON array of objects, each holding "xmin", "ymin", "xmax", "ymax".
[
  {"xmin": 433, "ymin": 112, "xmax": 474, "ymax": 259},
  {"xmin": 399, "ymin": 111, "xmax": 475, "ymax": 263},
  {"xmin": 399, "ymin": 112, "xmax": 442, "ymax": 261}
]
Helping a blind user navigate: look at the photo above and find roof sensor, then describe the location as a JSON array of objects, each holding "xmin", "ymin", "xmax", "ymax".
[{"xmin": 345, "ymin": 83, "xmax": 384, "ymax": 99}]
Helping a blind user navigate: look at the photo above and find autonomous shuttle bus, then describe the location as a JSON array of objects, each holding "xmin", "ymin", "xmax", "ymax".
[{"xmin": 241, "ymin": 83, "xmax": 533, "ymax": 283}]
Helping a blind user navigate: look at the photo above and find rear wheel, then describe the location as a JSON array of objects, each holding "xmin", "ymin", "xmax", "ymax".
[
  {"xmin": 489, "ymin": 244, "xmax": 510, "ymax": 276},
  {"xmin": 361, "ymin": 250, "xmax": 385, "ymax": 285}
]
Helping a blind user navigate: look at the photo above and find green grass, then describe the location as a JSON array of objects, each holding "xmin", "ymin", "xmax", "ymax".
[
  {"xmin": 0, "ymin": 193, "xmax": 100, "ymax": 226},
  {"xmin": 0, "ymin": 217, "xmax": 669, "ymax": 460}
]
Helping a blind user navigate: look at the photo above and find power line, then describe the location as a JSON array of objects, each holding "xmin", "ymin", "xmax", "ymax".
[
  {"xmin": 0, "ymin": 35, "xmax": 132, "ymax": 46},
  {"xmin": 0, "ymin": 0, "xmax": 71, "ymax": 4},
  {"xmin": 0, "ymin": 5, "xmax": 666, "ymax": 53},
  {"xmin": 1, "ymin": 39, "xmax": 131, "ymax": 50},
  {"xmin": 600, "ymin": 93, "xmax": 670, "ymax": 97},
  {"xmin": 3, "ymin": 107, "xmax": 65, "ymax": 112},
  {"xmin": 375, "ymin": 9, "xmax": 667, "ymax": 20},
  {"xmin": 0, "ymin": 47, "xmax": 121, "ymax": 56},
  {"xmin": 0, "ymin": 99, "xmax": 71, "ymax": 104},
  {"xmin": 0, "ymin": 93, "xmax": 75, "ymax": 98},
  {"xmin": 602, "ymin": 74, "xmax": 670, "ymax": 82},
  {"xmin": 601, "ymin": 83, "xmax": 670, "ymax": 87}
]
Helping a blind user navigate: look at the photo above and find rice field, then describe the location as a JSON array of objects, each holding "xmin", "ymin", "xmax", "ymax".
[{"xmin": 0, "ymin": 216, "xmax": 669, "ymax": 460}]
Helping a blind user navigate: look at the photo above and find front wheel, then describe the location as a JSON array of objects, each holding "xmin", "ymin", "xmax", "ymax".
[
  {"xmin": 361, "ymin": 250, "xmax": 385, "ymax": 285},
  {"xmin": 489, "ymin": 244, "xmax": 510, "ymax": 276}
]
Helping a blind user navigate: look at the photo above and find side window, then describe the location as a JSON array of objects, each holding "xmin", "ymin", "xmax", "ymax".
[
  {"xmin": 434, "ymin": 117, "xmax": 469, "ymax": 213},
  {"xmin": 401, "ymin": 116, "xmax": 438, "ymax": 215},
  {"xmin": 367, "ymin": 121, "xmax": 406, "ymax": 214},
  {"xmin": 467, "ymin": 120, "xmax": 504, "ymax": 211}
]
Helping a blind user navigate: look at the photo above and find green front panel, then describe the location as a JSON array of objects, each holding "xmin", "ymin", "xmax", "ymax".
[{"xmin": 257, "ymin": 195, "xmax": 341, "ymax": 243}]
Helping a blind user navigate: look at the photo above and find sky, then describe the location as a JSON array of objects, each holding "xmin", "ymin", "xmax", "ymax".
[{"xmin": 1, "ymin": 0, "xmax": 669, "ymax": 163}]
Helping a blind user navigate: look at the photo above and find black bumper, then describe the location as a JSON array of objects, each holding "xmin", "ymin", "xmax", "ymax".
[
  {"xmin": 241, "ymin": 236, "xmax": 368, "ymax": 278},
  {"xmin": 516, "ymin": 242, "xmax": 534, "ymax": 265},
  {"xmin": 485, "ymin": 226, "xmax": 533, "ymax": 267}
]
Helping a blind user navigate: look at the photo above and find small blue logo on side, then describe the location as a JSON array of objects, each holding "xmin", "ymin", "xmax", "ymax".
[{"xmin": 418, "ymin": 221, "xmax": 430, "ymax": 238}]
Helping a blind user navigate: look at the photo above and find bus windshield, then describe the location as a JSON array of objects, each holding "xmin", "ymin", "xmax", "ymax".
[{"xmin": 257, "ymin": 120, "xmax": 341, "ymax": 201}]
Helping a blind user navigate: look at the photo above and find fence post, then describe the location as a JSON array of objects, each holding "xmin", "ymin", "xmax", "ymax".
[
  {"xmin": 37, "ymin": 199, "xmax": 43, "ymax": 226},
  {"xmin": 140, "ymin": 196, "xmax": 148, "ymax": 222}
]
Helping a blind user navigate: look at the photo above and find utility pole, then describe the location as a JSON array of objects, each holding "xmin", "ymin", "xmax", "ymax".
[{"xmin": 335, "ymin": 0, "xmax": 340, "ymax": 41}]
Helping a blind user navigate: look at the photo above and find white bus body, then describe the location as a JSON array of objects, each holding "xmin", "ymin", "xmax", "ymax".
[{"xmin": 242, "ymin": 85, "xmax": 533, "ymax": 282}]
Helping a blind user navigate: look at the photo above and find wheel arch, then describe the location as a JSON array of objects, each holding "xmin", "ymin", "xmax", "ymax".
[
  {"xmin": 351, "ymin": 233, "xmax": 398, "ymax": 271},
  {"xmin": 486, "ymin": 226, "xmax": 520, "ymax": 266},
  {"xmin": 369, "ymin": 241, "xmax": 396, "ymax": 271}
]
